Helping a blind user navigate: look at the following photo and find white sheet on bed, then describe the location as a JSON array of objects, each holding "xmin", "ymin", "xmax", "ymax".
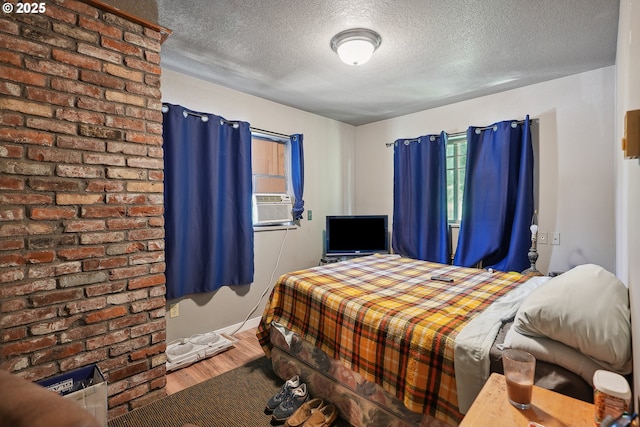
[{"xmin": 454, "ymin": 274, "xmax": 550, "ymax": 413}]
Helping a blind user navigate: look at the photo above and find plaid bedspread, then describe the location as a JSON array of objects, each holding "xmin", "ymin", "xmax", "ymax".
[{"xmin": 257, "ymin": 254, "xmax": 528, "ymax": 424}]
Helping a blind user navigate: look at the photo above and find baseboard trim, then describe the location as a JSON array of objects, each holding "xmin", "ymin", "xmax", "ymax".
[{"xmin": 216, "ymin": 316, "xmax": 262, "ymax": 336}]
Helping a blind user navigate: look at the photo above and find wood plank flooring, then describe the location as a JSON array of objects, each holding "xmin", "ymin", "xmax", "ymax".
[{"xmin": 165, "ymin": 328, "xmax": 265, "ymax": 395}]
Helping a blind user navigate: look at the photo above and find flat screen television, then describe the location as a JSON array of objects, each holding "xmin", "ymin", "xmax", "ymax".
[{"xmin": 325, "ymin": 215, "xmax": 389, "ymax": 257}]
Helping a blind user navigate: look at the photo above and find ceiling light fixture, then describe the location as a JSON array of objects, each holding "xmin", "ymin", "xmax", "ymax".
[{"xmin": 330, "ymin": 28, "xmax": 381, "ymax": 66}]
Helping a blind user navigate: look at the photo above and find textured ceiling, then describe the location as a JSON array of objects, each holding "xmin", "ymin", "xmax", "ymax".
[{"xmin": 156, "ymin": 0, "xmax": 619, "ymax": 126}]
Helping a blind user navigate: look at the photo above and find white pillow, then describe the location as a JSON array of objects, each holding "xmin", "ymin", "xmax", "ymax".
[
  {"xmin": 513, "ymin": 264, "xmax": 631, "ymax": 370},
  {"xmin": 504, "ymin": 326, "xmax": 632, "ymax": 387}
]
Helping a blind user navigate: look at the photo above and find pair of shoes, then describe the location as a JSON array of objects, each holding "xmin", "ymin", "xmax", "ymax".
[
  {"xmin": 272, "ymin": 383, "xmax": 309, "ymax": 423},
  {"xmin": 301, "ymin": 403, "xmax": 338, "ymax": 427},
  {"xmin": 266, "ymin": 375, "xmax": 300, "ymax": 413},
  {"xmin": 284, "ymin": 398, "xmax": 323, "ymax": 427}
]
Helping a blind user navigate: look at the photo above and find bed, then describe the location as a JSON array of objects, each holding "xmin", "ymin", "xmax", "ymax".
[{"xmin": 256, "ymin": 254, "xmax": 632, "ymax": 427}]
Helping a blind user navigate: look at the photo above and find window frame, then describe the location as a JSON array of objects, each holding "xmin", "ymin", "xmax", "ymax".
[
  {"xmin": 251, "ymin": 131, "xmax": 290, "ymax": 195},
  {"xmin": 251, "ymin": 131, "xmax": 296, "ymax": 230},
  {"xmin": 446, "ymin": 134, "xmax": 467, "ymax": 224}
]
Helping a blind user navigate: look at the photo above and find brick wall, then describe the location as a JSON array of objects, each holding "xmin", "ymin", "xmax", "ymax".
[{"xmin": 0, "ymin": 0, "xmax": 166, "ymax": 418}]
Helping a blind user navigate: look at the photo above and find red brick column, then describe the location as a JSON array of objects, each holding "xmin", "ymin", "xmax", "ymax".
[{"xmin": 0, "ymin": 0, "xmax": 166, "ymax": 417}]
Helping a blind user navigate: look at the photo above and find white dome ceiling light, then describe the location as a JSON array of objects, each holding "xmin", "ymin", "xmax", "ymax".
[{"xmin": 330, "ymin": 28, "xmax": 382, "ymax": 66}]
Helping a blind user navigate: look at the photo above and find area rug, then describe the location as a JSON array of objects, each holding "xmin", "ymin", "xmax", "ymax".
[{"xmin": 108, "ymin": 357, "xmax": 351, "ymax": 427}]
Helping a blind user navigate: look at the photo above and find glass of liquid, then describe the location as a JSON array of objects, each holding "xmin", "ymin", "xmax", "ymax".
[{"xmin": 503, "ymin": 349, "xmax": 536, "ymax": 409}]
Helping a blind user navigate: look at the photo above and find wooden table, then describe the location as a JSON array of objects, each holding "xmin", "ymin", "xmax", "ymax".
[{"xmin": 459, "ymin": 373, "xmax": 595, "ymax": 427}]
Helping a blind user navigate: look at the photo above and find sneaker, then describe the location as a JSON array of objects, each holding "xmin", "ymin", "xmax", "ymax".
[
  {"xmin": 266, "ymin": 375, "xmax": 300, "ymax": 412},
  {"xmin": 272, "ymin": 383, "xmax": 309, "ymax": 422}
]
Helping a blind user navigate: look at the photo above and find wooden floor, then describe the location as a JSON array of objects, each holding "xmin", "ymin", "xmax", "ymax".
[{"xmin": 165, "ymin": 328, "xmax": 265, "ymax": 395}]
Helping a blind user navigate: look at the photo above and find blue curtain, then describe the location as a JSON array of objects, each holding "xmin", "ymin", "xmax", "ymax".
[
  {"xmin": 163, "ymin": 104, "xmax": 254, "ymax": 300},
  {"xmin": 392, "ymin": 132, "xmax": 449, "ymax": 263},
  {"xmin": 453, "ymin": 117, "xmax": 533, "ymax": 272},
  {"xmin": 290, "ymin": 134, "xmax": 305, "ymax": 222}
]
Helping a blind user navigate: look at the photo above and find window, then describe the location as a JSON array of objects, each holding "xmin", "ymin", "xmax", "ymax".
[
  {"xmin": 251, "ymin": 133, "xmax": 289, "ymax": 194},
  {"xmin": 251, "ymin": 132, "xmax": 296, "ymax": 228},
  {"xmin": 446, "ymin": 134, "xmax": 467, "ymax": 222}
]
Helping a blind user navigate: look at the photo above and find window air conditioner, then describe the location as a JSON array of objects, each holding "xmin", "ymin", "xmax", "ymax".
[{"xmin": 252, "ymin": 193, "xmax": 293, "ymax": 225}]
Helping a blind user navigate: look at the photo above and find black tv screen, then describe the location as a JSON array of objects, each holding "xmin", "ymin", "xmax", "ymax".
[{"xmin": 325, "ymin": 215, "xmax": 389, "ymax": 256}]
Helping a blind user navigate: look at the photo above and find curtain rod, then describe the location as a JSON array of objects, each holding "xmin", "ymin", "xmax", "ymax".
[
  {"xmin": 161, "ymin": 104, "xmax": 291, "ymax": 139},
  {"xmin": 385, "ymin": 118, "xmax": 538, "ymax": 147}
]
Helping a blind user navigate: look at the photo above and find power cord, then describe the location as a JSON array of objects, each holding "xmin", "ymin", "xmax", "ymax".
[{"xmin": 229, "ymin": 227, "xmax": 289, "ymax": 336}]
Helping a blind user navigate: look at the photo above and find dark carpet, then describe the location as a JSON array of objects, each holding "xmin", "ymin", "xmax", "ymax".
[{"xmin": 108, "ymin": 357, "xmax": 351, "ymax": 427}]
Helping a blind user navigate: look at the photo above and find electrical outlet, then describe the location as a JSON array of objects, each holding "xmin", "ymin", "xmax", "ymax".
[
  {"xmin": 307, "ymin": 210, "xmax": 312, "ymax": 221},
  {"xmin": 169, "ymin": 303, "xmax": 179, "ymax": 318},
  {"xmin": 538, "ymin": 232, "xmax": 548, "ymax": 245},
  {"xmin": 551, "ymin": 232, "xmax": 560, "ymax": 245}
]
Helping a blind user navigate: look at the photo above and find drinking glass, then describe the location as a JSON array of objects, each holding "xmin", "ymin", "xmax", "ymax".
[{"xmin": 503, "ymin": 349, "xmax": 536, "ymax": 409}]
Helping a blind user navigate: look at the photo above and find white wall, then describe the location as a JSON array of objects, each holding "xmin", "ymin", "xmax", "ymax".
[
  {"xmin": 615, "ymin": 0, "xmax": 640, "ymax": 412},
  {"xmin": 161, "ymin": 69, "xmax": 356, "ymax": 342},
  {"xmin": 354, "ymin": 67, "xmax": 616, "ymax": 275}
]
